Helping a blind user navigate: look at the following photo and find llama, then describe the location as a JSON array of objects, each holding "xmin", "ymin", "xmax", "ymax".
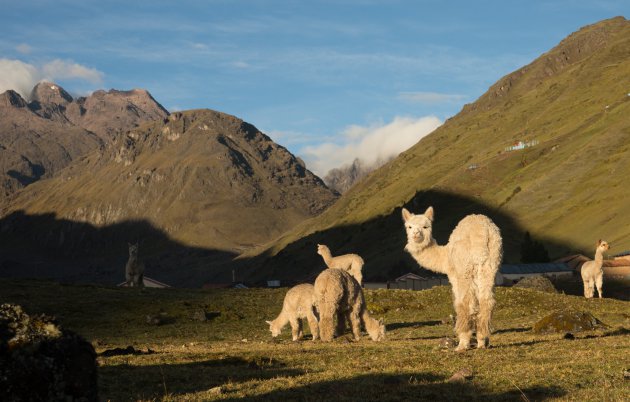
[
  {"xmin": 314, "ymin": 268, "xmax": 385, "ymax": 342},
  {"xmin": 316, "ymin": 244, "xmax": 364, "ymax": 285},
  {"xmin": 402, "ymin": 206, "xmax": 502, "ymax": 351},
  {"xmin": 266, "ymin": 284, "xmax": 319, "ymax": 341},
  {"xmin": 580, "ymin": 240, "xmax": 610, "ymax": 299},
  {"xmin": 125, "ymin": 242, "xmax": 145, "ymax": 288}
]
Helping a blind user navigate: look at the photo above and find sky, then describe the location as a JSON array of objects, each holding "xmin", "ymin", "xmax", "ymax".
[{"xmin": 1, "ymin": 1, "xmax": 628, "ymax": 176}]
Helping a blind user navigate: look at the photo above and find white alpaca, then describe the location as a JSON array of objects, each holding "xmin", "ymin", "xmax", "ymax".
[
  {"xmin": 316, "ymin": 244, "xmax": 364, "ymax": 285},
  {"xmin": 402, "ymin": 206, "xmax": 502, "ymax": 351},
  {"xmin": 266, "ymin": 284, "xmax": 319, "ymax": 341},
  {"xmin": 125, "ymin": 242, "xmax": 145, "ymax": 288},
  {"xmin": 314, "ymin": 268, "xmax": 385, "ymax": 342},
  {"xmin": 580, "ymin": 240, "xmax": 610, "ymax": 299}
]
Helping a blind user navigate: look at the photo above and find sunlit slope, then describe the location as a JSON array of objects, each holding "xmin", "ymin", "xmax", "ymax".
[{"xmin": 248, "ymin": 17, "xmax": 630, "ymax": 278}]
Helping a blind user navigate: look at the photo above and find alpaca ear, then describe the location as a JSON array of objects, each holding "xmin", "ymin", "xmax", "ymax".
[
  {"xmin": 597, "ymin": 239, "xmax": 602, "ymax": 245},
  {"xmin": 424, "ymin": 206, "xmax": 434, "ymax": 221},
  {"xmin": 378, "ymin": 318, "xmax": 384, "ymax": 325},
  {"xmin": 402, "ymin": 208, "xmax": 412, "ymax": 222},
  {"xmin": 265, "ymin": 320, "xmax": 272, "ymax": 325}
]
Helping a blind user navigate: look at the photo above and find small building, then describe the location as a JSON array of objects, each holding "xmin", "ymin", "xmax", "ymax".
[
  {"xmin": 266, "ymin": 280, "xmax": 281, "ymax": 288},
  {"xmin": 118, "ymin": 276, "xmax": 171, "ymax": 288},
  {"xmin": 499, "ymin": 263, "xmax": 573, "ymax": 284}
]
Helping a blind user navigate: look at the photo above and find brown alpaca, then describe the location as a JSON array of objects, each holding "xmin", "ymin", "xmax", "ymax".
[
  {"xmin": 580, "ymin": 240, "xmax": 610, "ymax": 299},
  {"xmin": 316, "ymin": 244, "xmax": 364, "ymax": 285},
  {"xmin": 402, "ymin": 206, "xmax": 502, "ymax": 351},
  {"xmin": 314, "ymin": 268, "xmax": 385, "ymax": 342},
  {"xmin": 125, "ymin": 242, "xmax": 145, "ymax": 288},
  {"xmin": 266, "ymin": 284, "xmax": 319, "ymax": 341}
]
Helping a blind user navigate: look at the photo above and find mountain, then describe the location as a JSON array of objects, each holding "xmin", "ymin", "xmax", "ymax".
[
  {"xmin": 241, "ymin": 17, "xmax": 630, "ymax": 283},
  {"xmin": 0, "ymin": 82, "xmax": 168, "ymax": 198},
  {"xmin": 0, "ymin": 109, "xmax": 338, "ymax": 286},
  {"xmin": 324, "ymin": 157, "xmax": 393, "ymax": 194}
]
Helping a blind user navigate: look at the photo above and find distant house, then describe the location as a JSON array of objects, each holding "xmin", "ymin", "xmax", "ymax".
[
  {"xmin": 266, "ymin": 280, "xmax": 281, "ymax": 288},
  {"xmin": 504, "ymin": 139, "xmax": 539, "ymax": 152},
  {"xmin": 499, "ymin": 263, "xmax": 573, "ymax": 284},
  {"xmin": 118, "ymin": 276, "xmax": 171, "ymax": 288}
]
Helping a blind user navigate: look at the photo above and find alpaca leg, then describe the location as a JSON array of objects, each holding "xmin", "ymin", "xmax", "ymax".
[
  {"xmin": 289, "ymin": 317, "xmax": 301, "ymax": 341},
  {"xmin": 349, "ymin": 309, "xmax": 362, "ymax": 341},
  {"xmin": 595, "ymin": 274, "xmax": 604, "ymax": 299},
  {"xmin": 318, "ymin": 303, "xmax": 335, "ymax": 342},
  {"xmin": 306, "ymin": 309, "xmax": 319, "ymax": 341},
  {"xmin": 336, "ymin": 311, "xmax": 348, "ymax": 336},
  {"xmin": 584, "ymin": 280, "xmax": 594, "ymax": 298},
  {"xmin": 453, "ymin": 287, "xmax": 473, "ymax": 351},
  {"xmin": 476, "ymin": 291, "xmax": 495, "ymax": 349}
]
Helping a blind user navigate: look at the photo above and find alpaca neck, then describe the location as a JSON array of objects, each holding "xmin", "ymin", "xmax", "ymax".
[
  {"xmin": 273, "ymin": 311, "xmax": 289, "ymax": 328},
  {"xmin": 406, "ymin": 239, "xmax": 451, "ymax": 276},
  {"xmin": 320, "ymin": 249, "xmax": 334, "ymax": 266},
  {"xmin": 593, "ymin": 248, "xmax": 604, "ymax": 267}
]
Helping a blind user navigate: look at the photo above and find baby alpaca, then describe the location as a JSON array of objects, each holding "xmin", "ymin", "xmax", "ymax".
[
  {"xmin": 581, "ymin": 240, "xmax": 610, "ymax": 299},
  {"xmin": 125, "ymin": 242, "xmax": 145, "ymax": 288},
  {"xmin": 267, "ymin": 284, "xmax": 319, "ymax": 341},
  {"xmin": 402, "ymin": 206, "xmax": 502, "ymax": 351},
  {"xmin": 314, "ymin": 268, "xmax": 385, "ymax": 342},
  {"xmin": 316, "ymin": 244, "xmax": 364, "ymax": 285}
]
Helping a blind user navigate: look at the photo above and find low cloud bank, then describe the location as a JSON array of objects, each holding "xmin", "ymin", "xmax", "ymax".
[
  {"xmin": 301, "ymin": 115, "xmax": 442, "ymax": 177},
  {"xmin": 0, "ymin": 58, "xmax": 103, "ymax": 100}
]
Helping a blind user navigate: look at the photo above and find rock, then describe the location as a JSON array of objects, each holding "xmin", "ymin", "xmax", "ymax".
[
  {"xmin": 438, "ymin": 337, "xmax": 457, "ymax": 349},
  {"xmin": 0, "ymin": 303, "xmax": 98, "ymax": 401},
  {"xmin": 146, "ymin": 312, "xmax": 173, "ymax": 326},
  {"xmin": 514, "ymin": 275, "xmax": 557, "ymax": 293},
  {"xmin": 192, "ymin": 309, "xmax": 208, "ymax": 322},
  {"xmin": 563, "ymin": 332, "xmax": 575, "ymax": 340},
  {"xmin": 448, "ymin": 368, "xmax": 473, "ymax": 383},
  {"xmin": 624, "ymin": 369, "xmax": 630, "ymax": 380},
  {"xmin": 532, "ymin": 310, "xmax": 607, "ymax": 334}
]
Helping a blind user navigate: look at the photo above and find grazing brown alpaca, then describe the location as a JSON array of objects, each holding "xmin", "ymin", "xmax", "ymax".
[
  {"xmin": 580, "ymin": 240, "xmax": 610, "ymax": 299},
  {"xmin": 314, "ymin": 268, "xmax": 384, "ymax": 342},
  {"xmin": 402, "ymin": 206, "xmax": 502, "ymax": 351}
]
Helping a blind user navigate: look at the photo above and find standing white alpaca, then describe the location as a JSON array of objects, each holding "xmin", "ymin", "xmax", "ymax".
[
  {"xmin": 580, "ymin": 240, "xmax": 610, "ymax": 299},
  {"xmin": 266, "ymin": 284, "xmax": 319, "ymax": 341},
  {"xmin": 314, "ymin": 268, "xmax": 385, "ymax": 342},
  {"xmin": 125, "ymin": 242, "xmax": 145, "ymax": 288},
  {"xmin": 402, "ymin": 206, "xmax": 502, "ymax": 351},
  {"xmin": 316, "ymin": 244, "xmax": 364, "ymax": 285}
]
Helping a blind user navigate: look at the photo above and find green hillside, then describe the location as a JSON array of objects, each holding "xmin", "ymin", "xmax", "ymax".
[
  {"xmin": 243, "ymin": 17, "xmax": 630, "ymax": 282},
  {"xmin": 1, "ymin": 279, "xmax": 628, "ymax": 400}
]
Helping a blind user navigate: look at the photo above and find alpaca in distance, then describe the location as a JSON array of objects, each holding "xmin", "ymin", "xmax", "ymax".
[
  {"xmin": 580, "ymin": 239, "xmax": 610, "ymax": 299},
  {"xmin": 402, "ymin": 206, "xmax": 502, "ymax": 351},
  {"xmin": 316, "ymin": 244, "xmax": 364, "ymax": 285},
  {"xmin": 125, "ymin": 242, "xmax": 145, "ymax": 288},
  {"xmin": 266, "ymin": 283, "xmax": 319, "ymax": 341}
]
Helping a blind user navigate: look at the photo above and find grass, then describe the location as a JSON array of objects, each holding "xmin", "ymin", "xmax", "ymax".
[{"xmin": 2, "ymin": 279, "xmax": 629, "ymax": 401}]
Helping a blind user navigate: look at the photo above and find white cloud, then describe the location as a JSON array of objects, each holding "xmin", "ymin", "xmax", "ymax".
[
  {"xmin": 398, "ymin": 91, "xmax": 467, "ymax": 104},
  {"xmin": 300, "ymin": 115, "xmax": 442, "ymax": 176},
  {"xmin": 0, "ymin": 58, "xmax": 104, "ymax": 100}
]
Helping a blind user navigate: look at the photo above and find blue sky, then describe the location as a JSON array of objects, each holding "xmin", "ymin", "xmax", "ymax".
[{"xmin": 1, "ymin": 1, "xmax": 628, "ymax": 175}]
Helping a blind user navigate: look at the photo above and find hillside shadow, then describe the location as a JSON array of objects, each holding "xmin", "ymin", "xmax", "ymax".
[
  {"xmin": 244, "ymin": 189, "xmax": 584, "ymax": 285},
  {"xmin": 98, "ymin": 356, "xmax": 305, "ymax": 399},
  {"xmin": 0, "ymin": 210, "xmax": 242, "ymax": 287},
  {"xmin": 218, "ymin": 372, "xmax": 566, "ymax": 401}
]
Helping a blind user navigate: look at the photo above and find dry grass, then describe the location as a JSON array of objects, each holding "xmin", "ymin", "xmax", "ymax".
[{"xmin": 1, "ymin": 279, "xmax": 629, "ymax": 401}]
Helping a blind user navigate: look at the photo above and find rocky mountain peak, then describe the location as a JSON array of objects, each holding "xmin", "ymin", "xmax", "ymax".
[
  {"xmin": 0, "ymin": 90, "xmax": 28, "ymax": 108},
  {"xmin": 29, "ymin": 81, "xmax": 73, "ymax": 105}
]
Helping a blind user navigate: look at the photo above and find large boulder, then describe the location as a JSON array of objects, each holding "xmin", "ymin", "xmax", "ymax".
[
  {"xmin": 0, "ymin": 304, "xmax": 98, "ymax": 401},
  {"xmin": 532, "ymin": 309, "xmax": 606, "ymax": 334},
  {"xmin": 514, "ymin": 275, "xmax": 557, "ymax": 293}
]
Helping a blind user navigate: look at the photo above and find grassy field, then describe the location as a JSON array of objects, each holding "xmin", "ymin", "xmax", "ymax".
[{"xmin": 1, "ymin": 279, "xmax": 629, "ymax": 401}]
